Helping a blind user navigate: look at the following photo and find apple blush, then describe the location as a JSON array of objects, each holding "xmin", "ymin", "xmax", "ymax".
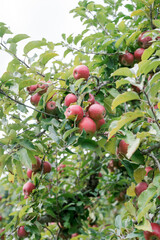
[
  {"xmin": 135, "ymin": 182, "xmax": 148, "ymax": 197},
  {"xmin": 64, "ymin": 93, "xmax": 77, "ymax": 107},
  {"xmin": 65, "ymin": 105, "xmax": 84, "ymax": 121},
  {"xmin": 78, "ymin": 117, "xmax": 97, "ymax": 134},
  {"xmin": 88, "ymin": 103, "xmax": 106, "ymax": 120}
]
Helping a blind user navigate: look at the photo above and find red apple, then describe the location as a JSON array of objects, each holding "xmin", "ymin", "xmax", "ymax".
[
  {"xmin": 134, "ymin": 48, "xmax": 145, "ymax": 62},
  {"xmin": 88, "ymin": 93, "xmax": 95, "ymax": 105},
  {"xmin": 23, "ymin": 182, "xmax": 36, "ymax": 197},
  {"xmin": 37, "ymin": 83, "xmax": 48, "ymax": 95},
  {"xmin": 144, "ymin": 223, "xmax": 160, "ymax": 240},
  {"xmin": 118, "ymin": 140, "xmax": 129, "ymax": 156},
  {"xmin": 45, "ymin": 101, "xmax": 56, "ymax": 114},
  {"xmin": 27, "ymin": 84, "xmax": 38, "ymax": 94},
  {"xmin": 145, "ymin": 167, "xmax": 153, "ymax": 176},
  {"xmin": 135, "ymin": 182, "xmax": 148, "ymax": 197},
  {"xmin": 64, "ymin": 94, "xmax": 77, "ymax": 107},
  {"xmin": 57, "ymin": 164, "xmax": 66, "ymax": 173},
  {"xmin": 98, "ymin": 172, "xmax": 103, "ymax": 177},
  {"xmin": 0, "ymin": 216, "xmax": 2, "ymax": 221},
  {"xmin": 88, "ymin": 103, "xmax": 106, "ymax": 120},
  {"xmin": 0, "ymin": 196, "xmax": 2, "ymax": 201},
  {"xmin": 71, "ymin": 233, "xmax": 79, "ymax": 238},
  {"xmin": 43, "ymin": 161, "xmax": 52, "ymax": 174},
  {"xmin": 154, "ymin": 104, "xmax": 158, "ymax": 109},
  {"xmin": 96, "ymin": 118, "xmax": 105, "ymax": 130},
  {"xmin": 65, "ymin": 105, "xmax": 84, "ymax": 121},
  {"xmin": 0, "ymin": 229, "xmax": 5, "ymax": 240},
  {"xmin": 73, "ymin": 65, "xmax": 90, "ymax": 80},
  {"xmin": 17, "ymin": 226, "xmax": 29, "ymax": 238},
  {"xmin": 32, "ymin": 156, "xmax": 41, "ymax": 172},
  {"xmin": 78, "ymin": 117, "xmax": 97, "ymax": 134},
  {"xmin": 119, "ymin": 51, "xmax": 134, "ymax": 66},
  {"xmin": 30, "ymin": 93, "xmax": 41, "ymax": 106},
  {"xmin": 27, "ymin": 169, "xmax": 33, "ymax": 179},
  {"xmin": 138, "ymin": 31, "xmax": 152, "ymax": 49}
]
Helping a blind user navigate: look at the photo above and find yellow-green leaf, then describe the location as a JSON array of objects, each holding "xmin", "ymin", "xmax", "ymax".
[
  {"xmin": 112, "ymin": 68, "xmax": 133, "ymax": 77},
  {"xmin": 131, "ymin": 9, "xmax": 145, "ymax": 17},
  {"xmin": 111, "ymin": 91, "xmax": 140, "ymax": 110},
  {"xmin": 137, "ymin": 202, "xmax": 153, "ymax": 223},
  {"xmin": 116, "ymin": 79, "xmax": 130, "ymax": 88},
  {"xmin": 39, "ymin": 52, "xmax": 58, "ymax": 65},
  {"xmin": 142, "ymin": 45, "xmax": 156, "ymax": 61},
  {"xmin": 115, "ymin": 34, "xmax": 128, "ymax": 48},
  {"xmin": 134, "ymin": 167, "xmax": 146, "ymax": 183},
  {"xmin": 127, "ymin": 182, "xmax": 136, "ymax": 197},
  {"xmin": 124, "ymin": 200, "xmax": 136, "ymax": 217},
  {"xmin": 135, "ymin": 219, "xmax": 152, "ymax": 231}
]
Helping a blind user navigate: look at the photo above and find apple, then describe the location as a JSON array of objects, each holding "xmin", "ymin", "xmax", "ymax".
[
  {"xmin": 73, "ymin": 65, "xmax": 90, "ymax": 80},
  {"xmin": 78, "ymin": 117, "xmax": 97, "ymax": 134},
  {"xmin": 144, "ymin": 223, "xmax": 160, "ymax": 240},
  {"xmin": 87, "ymin": 93, "xmax": 95, "ymax": 105},
  {"xmin": 57, "ymin": 164, "xmax": 66, "ymax": 173},
  {"xmin": 27, "ymin": 84, "xmax": 38, "ymax": 94},
  {"xmin": 107, "ymin": 159, "xmax": 115, "ymax": 172},
  {"xmin": 96, "ymin": 118, "xmax": 105, "ymax": 130},
  {"xmin": 17, "ymin": 226, "xmax": 29, "ymax": 238},
  {"xmin": 145, "ymin": 167, "xmax": 153, "ymax": 176},
  {"xmin": 154, "ymin": 104, "xmax": 158, "ymax": 109},
  {"xmin": 134, "ymin": 48, "xmax": 145, "ymax": 62},
  {"xmin": 27, "ymin": 169, "xmax": 33, "ymax": 179},
  {"xmin": 45, "ymin": 101, "xmax": 56, "ymax": 114},
  {"xmin": 98, "ymin": 172, "xmax": 103, "ymax": 177},
  {"xmin": 65, "ymin": 105, "xmax": 84, "ymax": 121},
  {"xmin": 0, "ymin": 196, "xmax": 2, "ymax": 201},
  {"xmin": 37, "ymin": 82, "xmax": 48, "ymax": 95},
  {"xmin": 32, "ymin": 156, "xmax": 41, "ymax": 172},
  {"xmin": 43, "ymin": 161, "xmax": 52, "ymax": 174},
  {"xmin": 119, "ymin": 51, "xmax": 134, "ymax": 66},
  {"xmin": 64, "ymin": 94, "xmax": 77, "ymax": 107},
  {"xmin": 0, "ymin": 229, "xmax": 5, "ymax": 240},
  {"xmin": 0, "ymin": 216, "xmax": 2, "ymax": 221},
  {"xmin": 88, "ymin": 103, "xmax": 106, "ymax": 120},
  {"xmin": 30, "ymin": 93, "xmax": 41, "ymax": 106},
  {"xmin": 135, "ymin": 182, "xmax": 148, "ymax": 197},
  {"xmin": 23, "ymin": 182, "xmax": 36, "ymax": 198},
  {"xmin": 71, "ymin": 233, "xmax": 79, "ymax": 238},
  {"xmin": 117, "ymin": 140, "xmax": 129, "ymax": 156},
  {"xmin": 138, "ymin": 31, "xmax": 152, "ymax": 49}
]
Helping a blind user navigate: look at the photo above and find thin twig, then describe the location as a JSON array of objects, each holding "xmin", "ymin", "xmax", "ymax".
[
  {"xmin": 141, "ymin": 142, "xmax": 160, "ymax": 154},
  {"xmin": 149, "ymin": 153, "xmax": 160, "ymax": 172}
]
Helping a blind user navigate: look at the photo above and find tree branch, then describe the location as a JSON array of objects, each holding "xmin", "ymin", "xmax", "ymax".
[
  {"xmin": 141, "ymin": 142, "xmax": 160, "ymax": 154},
  {"xmin": 149, "ymin": 153, "xmax": 160, "ymax": 172}
]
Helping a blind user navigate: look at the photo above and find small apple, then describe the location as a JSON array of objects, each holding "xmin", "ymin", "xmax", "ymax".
[
  {"xmin": 134, "ymin": 48, "xmax": 145, "ymax": 62},
  {"xmin": 27, "ymin": 169, "xmax": 33, "ymax": 179},
  {"xmin": 45, "ymin": 101, "xmax": 56, "ymax": 114},
  {"xmin": 23, "ymin": 182, "xmax": 36, "ymax": 198},
  {"xmin": 117, "ymin": 140, "xmax": 129, "ymax": 156},
  {"xmin": 43, "ymin": 161, "xmax": 52, "ymax": 174},
  {"xmin": 65, "ymin": 105, "xmax": 84, "ymax": 121},
  {"xmin": 32, "ymin": 156, "xmax": 41, "ymax": 172},
  {"xmin": 27, "ymin": 84, "xmax": 38, "ymax": 94},
  {"xmin": 73, "ymin": 65, "xmax": 90, "ymax": 80},
  {"xmin": 138, "ymin": 31, "xmax": 152, "ymax": 49},
  {"xmin": 87, "ymin": 93, "xmax": 95, "ymax": 105},
  {"xmin": 154, "ymin": 104, "xmax": 158, "ymax": 110},
  {"xmin": 78, "ymin": 117, "xmax": 97, "ymax": 134},
  {"xmin": 30, "ymin": 93, "xmax": 41, "ymax": 106},
  {"xmin": 145, "ymin": 166, "xmax": 153, "ymax": 176},
  {"xmin": 119, "ymin": 51, "xmax": 134, "ymax": 66},
  {"xmin": 64, "ymin": 94, "xmax": 77, "ymax": 107},
  {"xmin": 0, "ymin": 229, "xmax": 5, "ymax": 240},
  {"xmin": 98, "ymin": 172, "xmax": 103, "ymax": 177},
  {"xmin": 71, "ymin": 233, "xmax": 79, "ymax": 238},
  {"xmin": 57, "ymin": 164, "xmax": 66, "ymax": 173},
  {"xmin": 37, "ymin": 82, "xmax": 48, "ymax": 95},
  {"xmin": 0, "ymin": 216, "xmax": 2, "ymax": 221},
  {"xmin": 17, "ymin": 226, "xmax": 29, "ymax": 238},
  {"xmin": 144, "ymin": 223, "xmax": 160, "ymax": 240},
  {"xmin": 135, "ymin": 182, "xmax": 148, "ymax": 197},
  {"xmin": 96, "ymin": 118, "xmax": 105, "ymax": 130},
  {"xmin": 88, "ymin": 103, "xmax": 106, "ymax": 120}
]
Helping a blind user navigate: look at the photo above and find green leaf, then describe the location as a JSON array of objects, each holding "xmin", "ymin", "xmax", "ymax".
[
  {"xmin": 39, "ymin": 52, "xmax": 58, "ymax": 65},
  {"xmin": 11, "ymin": 34, "xmax": 30, "ymax": 43},
  {"xmin": 127, "ymin": 182, "xmax": 136, "ymax": 197},
  {"xmin": 112, "ymin": 68, "xmax": 133, "ymax": 77},
  {"xmin": 115, "ymin": 34, "xmax": 128, "ymax": 48},
  {"xmin": 137, "ymin": 202, "xmax": 153, "ymax": 223},
  {"xmin": 14, "ymin": 160, "xmax": 24, "ymax": 179},
  {"xmin": 19, "ymin": 139, "xmax": 36, "ymax": 151},
  {"xmin": 149, "ymin": 80, "xmax": 160, "ymax": 98},
  {"xmin": 124, "ymin": 200, "xmax": 136, "ymax": 217},
  {"xmin": 138, "ymin": 186, "xmax": 157, "ymax": 208},
  {"xmin": 24, "ymin": 39, "xmax": 47, "ymax": 54},
  {"xmin": 141, "ymin": 45, "xmax": 156, "ymax": 61},
  {"xmin": 131, "ymin": 9, "xmax": 145, "ymax": 17},
  {"xmin": 118, "ymin": 20, "xmax": 126, "ymax": 33},
  {"xmin": 19, "ymin": 205, "xmax": 30, "ymax": 218},
  {"xmin": 17, "ymin": 148, "xmax": 32, "ymax": 169},
  {"xmin": 48, "ymin": 126, "xmax": 60, "ymax": 143},
  {"xmin": 126, "ymin": 31, "xmax": 141, "ymax": 45},
  {"xmin": 116, "ymin": 79, "xmax": 130, "ymax": 88},
  {"xmin": 108, "ymin": 110, "xmax": 144, "ymax": 139},
  {"xmin": 135, "ymin": 219, "xmax": 152, "ymax": 231},
  {"xmin": 134, "ymin": 167, "xmax": 146, "ymax": 183},
  {"xmin": 153, "ymin": 19, "xmax": 160, "ymax": 28},
  {"xmin": 111, "ymin": 91, "xmax": 140, "ymax": 110},
  {"xmin": 78, "ymin": 138, "xmax": 98, "ymax": 150},
  {"xmin": 19, "ymin": 79, "xmax": 38, "ymax": 90},
  {"xmin": 63, "ymin": 127, "xmax": 79, "ymax": 140}
]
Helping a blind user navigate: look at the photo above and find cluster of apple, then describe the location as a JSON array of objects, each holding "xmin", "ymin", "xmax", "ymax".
[
  {"xmin": 64, "ymin": 65, "xmax": 106, "ymax": 134},
  {"xmin": 119, "ymin": 30, "xmax": 160, "ymax": 66}
]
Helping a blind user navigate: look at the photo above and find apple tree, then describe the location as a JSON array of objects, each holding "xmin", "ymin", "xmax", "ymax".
[{"xmin": 0, "ymin": 0, "xmax": 160, "ymax": 239}]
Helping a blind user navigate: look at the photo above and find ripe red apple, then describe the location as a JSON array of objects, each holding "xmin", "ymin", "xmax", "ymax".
[
  {"xmin": 134, "ymin": 48, "xmax": 145, "ymax": 62},
  {"xmin": 57, "ymin": 164, "xmax": 66, "ymax": 173},
  {"xmin": 32, "ymin": 156, "xmax": 41, "ymax": 172},
  {"xmin": 144, "ymin": 223, "xmax": 160, "ymax": 240},
  {"xmin": 30, "ymin": 93, "xmax": 41, "ymax": 106},
  {"xmin": 45, "ymin": 101, "xmax": 56, "ymax": 114},
  {"xmin": 64, "ymin": 94, "xmax": 77, "ymax": 107},
  {"xmin": 27, "ymin": 84, "xmax": 38, "ymax": 94},
  {"xmin": 96, "ymin": 118, "xmax": 105, "ymax": 130},
  {"xmin": 43, "ymin": 161, "xmax": 52, "ymax": 174},
  {"xmin": 98, "ymin": 172, "xmax": 103, "ymax": 177},
  {"xmin": 23, "ymin": 182, "xmax": 36, "ymax": 198},
  {"xmin": 65, "ymin": 105, "xmax": 84, "ymax": 121},
  {"xmin": 0, "ymin": 229, "xmax": 5, "ymax": 240},
  {"xmin": 88, "ymin": 103, "xmax": 106, "ymax": 120},
  {"xmin": 138, "ymin": 31, "xmax": 152, "ymax": 49},
  {"xmin": 117, "ymin": 140, "xmax": 129, "ymax": 156},
  {"xmin": 37, "ymin": 83, "xmax": 48, "ymax": 95},
  {"xmin": 119, "ymin": 51, "xmax": 134, "ymax": 66},
  {"xmin": 0, "ymin": 196, "xmax": 2, "ymax": 201},
  {"xmin": 78, "ymin": 117, "xmax": 97, "ymax": 134},
  {"xmin": 17, "ymin": 226, "xmax": 29, "ymax": 238},
  {"xmin": 135, "ymin": 182, "xmax": 148, "ymax": 197},
  {"xmin": 27, "ymin": 169, "xmax": 33, "ymax": 179},
  {"xmin": 71, "ymin": 233, "xmax": 79, "ymax": 238},
  {"xmin": 145, "ymin": 167, "xmax": 153, "ymax": 176},
  {"xmin": 87, "ymin": 93, "xmax": 95, "ymax": 105},
  {"xmin": 0, "ymin": 216, "xmax": 2, "ymax": 221},
  {"xmin": 73, "ymin": 65, "xmax": 90, "ymax": 80},
  {"xmin": 154, "ymin": 104, "xmax": 158, "ymax": 109}
]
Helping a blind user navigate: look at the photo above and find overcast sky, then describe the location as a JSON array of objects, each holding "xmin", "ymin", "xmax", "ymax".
[{"xmin": 0, "ymin": 0, "xmax": 84, "ymax": 74}]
